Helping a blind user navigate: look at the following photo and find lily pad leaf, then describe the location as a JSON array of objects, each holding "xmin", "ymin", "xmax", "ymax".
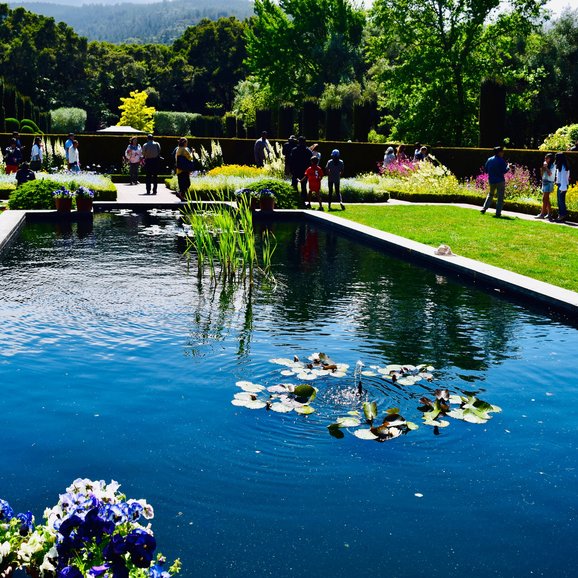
[
  {"xmin": 280, "ymin": 370, "xmax": 295, "ymax": 376},
  {"xmin": 406, "ymin": 421, "xmax": 419, "ymax": 431},
  {"xmin": 296, "ymin": 371, "xmax": 317, "ymax": 381},
  {"xmin": 397, "ymin": 376, "xmax": 418, "ymax": 386},
  {"xmin": 234, "ymin": 392, "xmax": 257, "ymax": 401},
  {"xmin": 386, "ymin": 407, "xmax": 400, "ymax": 415},
  {"xmin": 329, "ymin": 371, "xmax": 347, "ymax": 378},
  {"xmin": 236, "ymin": 381, "xmax": 265, "ymax": 393},
  {"xmin": 423, "ymin": 417, "xmax": 450, "ymax": 428},
  {"xmin": 363, "ymin": 401, "xmax": 378, "ymax": 421},
  {"xmin": 270, "ymin": 403, "xmax": 294, "ymax": 413},
  {"xmin": 447, "ymin": 408, "xmax": 465, "ymax": 420},
  {"xmin": 462, "ymin": 413, "xmax": 488, "ymax": 424},
  {"xmin": 294, "ymin": 384, "xmax": 317, "ymax": 400},
  {"xmin": 361, "ymin": 370, "xmax": 377, "ymax": 377},
  {"xmin": 449, "ymin": 395, "xmax": 465, "ymax": 405},
  {"xmin": 348, "ymin": 411, "xmax": 361, "ymax": 417},
  {"xmin": 336, "ymin": 417, "xmax": 361, "ymax": 428},
  {"xmin": 267, "ymin": 385, "xmax": 288, "ymax": 394},
  {"xmin": 295, "ymin": 405, "xmax": 315, "ymax": 415},
  {"xmin": 353, "ymin": 429, "xmax": 379, "ymax": 440},
  {"xmin": 232, "ymin": 399, "xmax": 267, "ymax": 410}
]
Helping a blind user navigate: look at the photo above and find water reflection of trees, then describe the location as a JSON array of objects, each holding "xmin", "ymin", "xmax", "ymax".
[{"xmin": 268, "ymin": 222, "xmax": 520, "ymax": 373}]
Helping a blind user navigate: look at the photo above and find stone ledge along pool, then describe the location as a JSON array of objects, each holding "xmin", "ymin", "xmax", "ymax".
[{"xmin": 1, "ymin": 211, "xmax": 577, "ymax": 577}]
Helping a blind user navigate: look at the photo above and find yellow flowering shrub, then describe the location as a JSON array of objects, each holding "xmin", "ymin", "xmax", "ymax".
[{"xmin": 207, "ymin": 165, "xmax": 266, "ymax": 178}]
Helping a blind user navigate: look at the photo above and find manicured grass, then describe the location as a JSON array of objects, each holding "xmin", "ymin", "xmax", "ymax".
[{"xmin": 340, "ymin": 205, "xmax": 578, "ymax": 292}]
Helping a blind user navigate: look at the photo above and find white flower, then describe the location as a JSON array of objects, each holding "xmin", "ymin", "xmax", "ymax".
[{"xmin": 0, "ymin": 540, "xmax": 11, "ymax": 562}]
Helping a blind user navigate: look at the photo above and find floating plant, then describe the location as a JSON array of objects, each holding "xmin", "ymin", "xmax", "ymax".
[
  {"xmin": 366, "ymin": 363, "xmax": 435, "ymax": 386},
  {"xmin": 418, "ymin": 389, "xmax": 501, "ymax": 427},
  {"xmin": 232, "ymin": 380, "xmax": 318, "ymax": 414},
  {"xmin": 269, "ymin": 352, "xmax": 349, "ymax": 380}
]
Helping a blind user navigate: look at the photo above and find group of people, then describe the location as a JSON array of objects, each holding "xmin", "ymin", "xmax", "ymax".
[
  {"xmin": 281, "ymin": 135, "xmax": 345, "ymax": 210},
  {"xmin": 123, "ymin": 134, "xmax": 164, "ymax": 195},
  {"xmin": 383, "ymin": 143, "xmax": 430, "ymax": 166},
  {"xmin": 481, "ymin": 146, "xmax": 570, "ymax": 222},
  {"xmin": 4, "ymin": 131, "xmax": 82, "ymax": 188}
]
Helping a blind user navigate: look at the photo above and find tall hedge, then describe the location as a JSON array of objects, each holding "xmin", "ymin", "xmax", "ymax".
[
  {"xmin": 302, "ymin": 99, "xmax": 319, "ymax": 140},
  {"xmin": 256, "ymin": 109, "xmax": 274, "ymax": 137},
  {"xmin": 325, "ymin": 108, "xmax": 342, "ymax": 141},
  {"xmin": 278, "ymin": 105, "xmax": 294, "ymax": 139},
  {"xmin": 479, "ymin": 79, "xmax": 506, "ymax": 148}
]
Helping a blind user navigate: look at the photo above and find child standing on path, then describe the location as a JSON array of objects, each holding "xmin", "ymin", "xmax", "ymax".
[
  {"xmin": 301, "ymin": 156, "xmax": 324, "ymax": 210},
  {"xmin": 537, "ymin": 152, "xmax": 555, "ymax": 219},
  {"xmin": 325, "ymin": 149, "xmax": 345, "ymax": 210}
]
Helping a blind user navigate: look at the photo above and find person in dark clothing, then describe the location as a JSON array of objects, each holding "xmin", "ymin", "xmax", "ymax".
[
  {"xmin": 289, "ymin": 136, "xmax": 312, "ymax": 207},
  {"xmin": 481, "ymin": 146, "xmax": 509, "ymax": 218},
  {"xmin": 142, "ymin": 134, "xmax": 162, "ymax": 195},
  {"xmin": 15, "ymin": 162, "xmax": 36, "ymax": 187},
  {"xmin": 282, "ymin": 135, "xmax": 297, "ymax": 176},
  {"xmin": 4, "ymin": 139, "xmax": 22, "ymax": 174}
]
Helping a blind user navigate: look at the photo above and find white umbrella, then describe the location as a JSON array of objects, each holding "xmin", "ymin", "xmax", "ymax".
[{"xmin": 96, "ymin": 125, "xmax": 147, "ymax": 134}]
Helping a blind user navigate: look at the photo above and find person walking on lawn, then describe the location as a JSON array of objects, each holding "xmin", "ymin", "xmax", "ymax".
[
  {"xmin": 481, "ymin": 146, "xmax": 509, "ymax": 218},
  {"xmin": 325, "ymin": 149, "xmax": 345, "ymax": 210},
  {"xmin": 301, "ymin": 156, "xmax": 324, "ymax": 210}
]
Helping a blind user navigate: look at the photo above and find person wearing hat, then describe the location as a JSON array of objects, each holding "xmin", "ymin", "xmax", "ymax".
[
  {"xmin": 325, "ymin": 149, "xmax": 345, "ymax": 210},
  {"xmin": 142, "ymin": 133, "xmax": 162, "ymax": 195}
]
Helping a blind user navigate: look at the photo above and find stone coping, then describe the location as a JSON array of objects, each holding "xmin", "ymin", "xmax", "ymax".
[{"xmin": 1, "ymin": 207, "xmax": 577, "ymax": 320}]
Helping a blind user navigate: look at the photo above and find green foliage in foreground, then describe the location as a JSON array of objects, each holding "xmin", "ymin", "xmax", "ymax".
[
  {"xmin": 8, "ymin": 179, "xmax": 62, "ymax": 210},
  {"xmin": 342, "ymin": 205, "xmax": 578, "ymax": 293}
]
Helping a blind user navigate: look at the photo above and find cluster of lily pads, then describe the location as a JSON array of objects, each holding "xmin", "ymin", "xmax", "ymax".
[
  {"xmin": 231, "ymin": 352, "xmax": 502, "ymax": 442},
  {"xmin": 418, "ymin": 389, "xmax": 501, "ymax": 428}
]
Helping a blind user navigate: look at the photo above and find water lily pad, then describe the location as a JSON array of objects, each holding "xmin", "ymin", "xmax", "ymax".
[
  {"xmin": 336, "ymin": 417, "xmax": 361, "ymax": 428},
  {"xmin": 447, "ymin": 408, "xmax": 465, "ymax": 420},
  {"xmin": 270, "ymin": 403, "xmax": 294, "ymax": 413},
  {"xmin": 267, "ymin": 385, "xmax": 288, "ymax": 394},
  {"xmin": 236, "ymin": 381, "xmax": 265, "ymax": 393},
  {"xmin": 449, "ymin": 395, "xmax": 465, "ymax": 405},
  {"xmin": 353, "ymin": 429, "xmax": 379, "ymax": 440},
  {"xmin": 295, "ymin": 405, "xmax": 315, "ymax": 415},
  {"xmin": 269, "ymin": 358, "xmax": 295, "ymax": 367},
  {"xmin": 406, "ymin": 421, "xmax": 419, "ymax": 430},
  {"xmin": 294, "ymin": 384, "xmax": 317, "ymax": 399},
  {"xmin": 397, "ymin": 376, "xmax": 418, "ymax": 386},
  {"xmin": 385, "ymin": 364, "xmax": 403, "ymax": 372},
  {"xmin": 280, "ymin": 370, "xmax": 295, "ymax": 376},
  {"xmin": 329, "ymin": 371, "xmax": 347, "ymax": 378},
  {"xmin": 232, "ymin": 399, "xmax": 267, "ymax": 410},
  {"xmin": 234, "ymin": 392, "xmax": 256, "ymax": 401},
  {"xmin": 423, "ymin": 417, "xmax": 450, "ymax": 427},
  {"xmin": 361, "ymin": 370, "xmax": 377, "ymax": 377},
  {"xmin": 296, "ymin": 371, "xmax": 317, "ymax": 381},
  {"xmin": 363, "ymin": 401, "xmax": 378, "ymax": 421},
  {"xmin": 462, "ymin": 413, "xmax": 488, "ymax": 424},
  {"xmin": 348, "ymin": 411, "xmax": 361, "ymax": 417}
]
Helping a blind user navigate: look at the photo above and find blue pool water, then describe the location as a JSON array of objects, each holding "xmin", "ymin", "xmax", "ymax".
[{"xmin": 1, "ymin": 212, "xmax": 578, "ymax": 577}]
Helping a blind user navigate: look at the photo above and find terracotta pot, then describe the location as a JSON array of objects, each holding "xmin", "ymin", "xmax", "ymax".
[
  {"xmin": 76, "ymin": 197, "xmax": 93, "ymax": 212},
  {"xmin": 259, "ymin": 197, "xmax": 275, "ymax": 211},
  {"xmin": 250, "ymin": 197, "xmax": 259, "ymax": 211},
  {"xmin": 54, "ymin": 198, "xmax": 72, "ymax": 212}
]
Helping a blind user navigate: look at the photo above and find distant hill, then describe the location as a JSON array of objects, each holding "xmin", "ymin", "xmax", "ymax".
[{"xmin": 8, "ymin": 0, "xmax": 254, "ymax": 43}]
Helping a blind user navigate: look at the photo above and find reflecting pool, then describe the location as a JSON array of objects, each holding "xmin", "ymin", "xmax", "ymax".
[{"xmin": 1, "ymin": 212, "xmax": 577, "ymax": 577}]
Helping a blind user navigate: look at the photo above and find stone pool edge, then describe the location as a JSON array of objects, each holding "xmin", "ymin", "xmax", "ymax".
[
  {"xmin": 300, "ymin": 210, "xmax": 578, "ymax": 318},
  {"xmin": 1, "ymin": 208, "xmax": 577, "ymax": 317}
]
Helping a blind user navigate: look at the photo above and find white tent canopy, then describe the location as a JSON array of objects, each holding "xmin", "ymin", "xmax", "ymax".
[{"xmin": 96, "ymin": 125, "xmax": 146, "ymax": 134}]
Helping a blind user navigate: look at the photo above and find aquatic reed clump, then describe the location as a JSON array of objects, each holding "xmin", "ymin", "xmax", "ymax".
[{"xmin": 181, "ymin": 191, "xmax": 276, "ymax": 283}]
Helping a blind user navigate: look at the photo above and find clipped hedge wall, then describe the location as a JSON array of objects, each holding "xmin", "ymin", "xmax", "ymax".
[{"xmin": 4, "ymin": 133, "xmax": 577, "ymax": 181}]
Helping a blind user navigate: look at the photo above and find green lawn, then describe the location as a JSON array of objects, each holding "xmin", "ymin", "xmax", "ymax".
[{"xmin": 339, "ymin": 205, "xmax": 578, "ymax": 293}]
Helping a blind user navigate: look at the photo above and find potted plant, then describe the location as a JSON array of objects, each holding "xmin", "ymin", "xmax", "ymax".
[
  {"xmin": 75, "ymin": 186, "xmax": 94, "ymax": 212},
  {"xmin": 258, "ymin": 188, "xmax": 276, "ymax": 211},
  {"xmin": 52, "ymin": 187, "xmax": 73, "ymax": 213}
]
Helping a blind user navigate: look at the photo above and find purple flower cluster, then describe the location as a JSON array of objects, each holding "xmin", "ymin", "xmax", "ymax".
[
  {"xmin": 471, "ymin": 164, "xmax": 539, "ymax": 198},
  {"xmin": 75, "ymin": 186, "xmax": 95, "ymax": 199},
  {"xmin": 52, "ymin": 187, "xmax": 74, "ymax": 199},
  {"xmin": 0, "ymin": 498, "xmax": 34, "ymax": 535},
  {"xmin": 377, "ymin": 159, "xmax": 420, "ymax": 177}
]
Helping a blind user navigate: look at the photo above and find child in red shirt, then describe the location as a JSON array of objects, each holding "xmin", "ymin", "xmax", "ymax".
[{"xmin": 301, "ymin": 156, "xmax": 324, "ymax": 210}]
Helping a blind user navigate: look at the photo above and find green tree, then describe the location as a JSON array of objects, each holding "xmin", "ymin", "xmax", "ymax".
[
  {"xmin": 118, "ymin": 90, "xmax": 155, "ymax": 131},
  {"xmin": 246, "ymin": 0, "xmax": 365, "ymax": 103},
  {"xmin": 367, "ymin": 0, "xmax": 545, "ymax": 146},
  {"xmin": 173, "ymin": 17, "xmax": 249, "ymax": 111}
]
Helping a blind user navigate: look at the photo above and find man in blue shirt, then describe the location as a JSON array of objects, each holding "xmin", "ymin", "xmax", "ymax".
[{"xmin": 481, "ymin": 146, "xmax": 509, "ymax": 218}]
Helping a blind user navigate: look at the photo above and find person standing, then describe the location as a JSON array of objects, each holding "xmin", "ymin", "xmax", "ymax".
[
  {"xmin": 64, "ymin": 133, "xmax": 75, "ymax": 164},
  {"xmin": 536, "ymin": 152, "xmax": 555, "ymax": 219},
  {"xmin": 301, "ymin": 156, "xmax": 324, "ymax": 210},
  {"xmin": 481, "ymin": 146, "xmax": 509, "ymax": 218},
  {"xmin": 325, "ymin": 149, "xmax": 345, "ymax": 210},
  {"xmin": 4, "ymin": 139, "xmax": 22, "ymax": 174},
  {"xmin": 553, "ymin": 152, "xmax": 570, "ymax": 223},
  {"xmin": 68, "ymin": 140, "xmax": 80, "ymax": 172},
  {"xmin": 282, "ymin": 135, "xmax": 297, "ymax": 176},
  {"xmin": 396, "ymin": 144, "xmax": 408, "ymax": 162},
  {"xmin": 175, "ymin": 137, "xmax": 194, "ymax": 201},
  {"xmin": 142, "ymin": 134, "xmax": 162, "ymax": 195},
  {"xmin": 290, "ymin": 136, "xmax": 312, "ymax": 207},
  {"xmin": 254, "ymin": 131, "xmax": 271, "ymax": 167},
  {"xmin": 383, "ymin": 147, "xmax": 396, "ymax": 167},
  {"xmin": 125, "ymin": 137, "xmax": 143, "ymax": 185},
  {"xmin": 30, "ymin": 136, "xmax": 44, "ymax": 171}
]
